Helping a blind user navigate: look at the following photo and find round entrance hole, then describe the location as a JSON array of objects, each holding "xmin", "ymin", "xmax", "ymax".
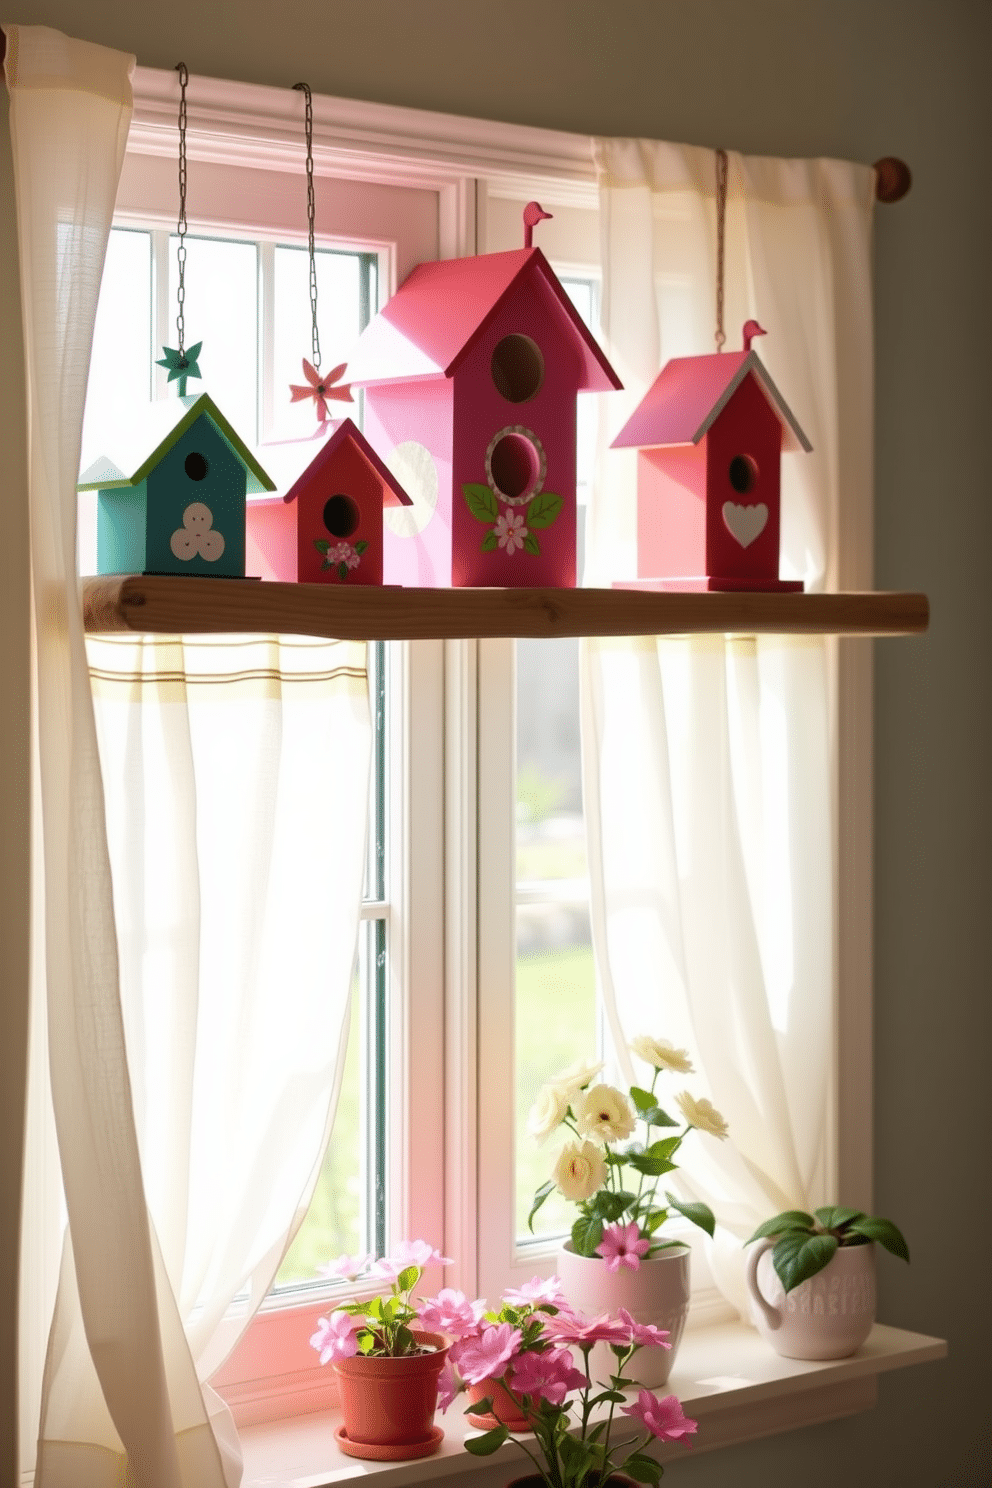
[
  {"xmin": 184, "ymin": 452, "xmax": 209, "ymax": 481},
  {"xmin": 322, "ymin": 493, "xmax": 361, "ymax": 539},
  {"xmin": 490, "ymin": 334, "xmax": 545, "ymax": 403},
  {"xmin": 728, "ymin": 454, "xmax": 759, "ymax": 494},
  {"xmin": 488, "ymin": 430, "xmax": 543, "ymax": 504}
]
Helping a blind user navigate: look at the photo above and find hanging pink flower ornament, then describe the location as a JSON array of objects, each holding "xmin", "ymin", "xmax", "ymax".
[{"xmin": 289, "ymin": 357, "xmax": 353, "ymax": 424}]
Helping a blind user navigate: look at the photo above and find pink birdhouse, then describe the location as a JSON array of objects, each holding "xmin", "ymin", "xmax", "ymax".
[
  {"xmin": 347, "ymin": 240, "xmax": 622, "ymax": 588},
  {"xmin": 611, "ymin": 326, "xmax": 812, "ymax": 592},
  {"xmin": 245, "ymin": 417, "xmax": 412, "ymax": 585}
]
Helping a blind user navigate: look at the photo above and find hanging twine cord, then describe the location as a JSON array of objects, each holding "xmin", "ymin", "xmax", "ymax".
[
  {"xmin": 174, "ymin": 62, "xmax": 189, "ymax": 364},
  {"xmin": 293, "ymin": 81, "xmax": 321, "ymax": 373},
  {"xmin": 714, "ymin": 147, "xmax": 728, "ymax": 353}
]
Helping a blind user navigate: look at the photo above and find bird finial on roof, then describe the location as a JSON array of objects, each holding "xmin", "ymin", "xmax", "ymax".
[
  {"xmin": 743, "ymin": 320, "xmax": 767, "ymax": 352},
  {"xmin": 523, "ymin": 201, "xmax": 553, "ymax": 248}
]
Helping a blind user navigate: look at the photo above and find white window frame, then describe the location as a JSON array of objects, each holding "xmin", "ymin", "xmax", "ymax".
[{"xmin": 111, "ymin": 63, "xmax": 877, "ymax": 1438}]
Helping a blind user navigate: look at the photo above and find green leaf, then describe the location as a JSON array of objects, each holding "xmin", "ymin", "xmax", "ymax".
[
  {"xmin": 394, "ymin": 1324, "xmax": 416, "ymax": 1355},
  {"xmin": 313, "ymin": 538, "xmax": 330, "ymax": 553},
  {"xmin": 773, "ymin": 1231, "xmax": 839, "ymax": 1293},
  {"xmin": 644, "ymin": 1207, "xmax": 669, "ymax": 1233},
  {"xmin": 629, "ymin": 1086, "xmax": 656, "ymax": 1113},
  {"xmin": 626, "ymin": 1152, "xmax": 677, "ymax": 1177},
  {"xmin": 665, "ymin": 1191, "xmax": 716, "ymax": 1237},
  {"xmin": 557, "ymin": 1433, "xmax": 589, "ymax": 1474},
  {"xmin": 465, "ymin": 1396, "xmax": 493, "ymax": 1416},
  {"xmin": 526, "ymin": 491, "xmax": 564, "ymax": 529},
  {"xmin": 523, "ymin": 533, "xmax": 541, "ymax": 556},
  {"xmin": 338, "ymin": 562, "xmax": 348, "ymax": 579},
  {"xmin": 624, "ymin": 1453, "xmax": 664, "ymax": 1485},
  {"xmin": 590, "ymin": 1189, "xmax": 635, "ymax": 1222},
  {"xmin": 645, "ymin": 1136, "xmax": 681, "ymax": 1161},
  {"xmin": 366, "ymin": 1295, "xmax": 384, "ymax": 1320},
  {"xmin": 845, "ymin": 1215, "xmax": 910, "ymax": 1262},
  {"xmin": 354, "ymin": 540, "xmax": 368, "ymax": 555},
  {"xmin": 745, "ymin": 1211, "xmax": 816, "ymax": 1244},
  {"xmin": 571, "ymin": 1213, "xmax": 604, "ymax": 1256},
  {"xmin": 397, "ymin": 1266, "xmax": 419, "ymax": 1293},
  {"xmin": 481, "ymin": 530, "xmax": 499, "ymax": 552},
  {"xmin": 464, "ymin": 1426, "xmax": 509, "ymax": 1456},
  {"xmin": 463, "ymin": 483, "xmax": 499, "ymax": 523},
  {"xmin": 528, "ymin": 1180, "xmax": 556, "ymax": 1232},
  {"xmin": 588, "ymin": 1389, "xmax": 627, "ymax": 1406},
  {"xmin": 815, "ymin": 1206, "xmax": 863, "ymax": 1232}
]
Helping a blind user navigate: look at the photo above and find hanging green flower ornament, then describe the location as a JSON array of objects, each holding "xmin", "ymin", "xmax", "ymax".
[{"xmin": 157, "ymin": 341, "xmax": 203, "ymax": 397}]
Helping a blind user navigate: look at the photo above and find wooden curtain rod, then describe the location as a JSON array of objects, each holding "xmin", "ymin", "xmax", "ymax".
[{"xmin": 0, "ymin": 29, "xmax": 912, "ymax": 201}]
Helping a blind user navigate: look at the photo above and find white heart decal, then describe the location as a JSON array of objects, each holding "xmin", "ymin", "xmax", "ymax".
[{"xmin": 722, "ymin": 501, "xmax": 768, "ymax": 549}]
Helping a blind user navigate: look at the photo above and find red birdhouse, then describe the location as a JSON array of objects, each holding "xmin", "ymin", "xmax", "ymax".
[
  {"xmin": 611, "ymin": 330, "xmax": 812, "ymax": 592},
  {"xmin": 245, "ymin": 417, "xmax": 412, "ymax": 585},
  {"xmin": 347, "ymin": 245, "xmax": 621, "ymax": 588}
]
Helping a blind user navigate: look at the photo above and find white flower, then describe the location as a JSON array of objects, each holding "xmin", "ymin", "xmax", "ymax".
[
  {"xmin": 494, "ymin": 511, "xmax": 527, "ymax": 553},
  {"xmin": 553, "ymin": 1139, "xmax": 608, "ymax": 1201},
  {"xmin": 527, "ymin": 1083, "xmax": 570, "ymax": 1144},
  {"xmin": 548, "ymin": 1057, "xmax": 604, "ymax": 1104},
  {"xmin": 675, "ymin": 1091, "xmax": 729, "ymax": 1139},
  {"xmin": 630, "ymin": 1035, "xmax": 694, "ymax": 1075},
  {"xmin": 575, "ymin": 1083, "xmax": 637, "ymax": 1144}
]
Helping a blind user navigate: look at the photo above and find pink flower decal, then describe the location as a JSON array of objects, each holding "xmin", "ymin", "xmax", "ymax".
[
  {"xmin": 621, "ymin": 1390, "xmax": 698, "ymax": 1444},
  {"xmin": 494, "ymin": 510, "xmax": 528, "ymax": 554},
  {"xmin": 310, "ymin": 1310, "xmax": 361, "ymax": 1365},
  {"xmin": 509, "ymin": 1346, "xmax": 588, "ymax": 1406},
  {"xmin": 502, "ymin": 1275, "xmax": 569, "ymax": 1308},
  {"xmin": 616, "ymin": 1308, "xmax": 671, "ymax": 1351},
  {"xmin": 289, "ymin": 357, "xmax": 353, "ymax": 424},
  {"xmin": 541, "ymin": 1309, "xmax": 632, "ymax": 1347},
  {"xmin": 596, "ymin": 1221, "xmax": 651, "ymax": 1273},
  {"xmin": 417, "ymin": 1288, "xmax": 487, "ymax": 1339},
  {"xmin": 449, "ymin": 1322, "xmax": 522, "ymax": 1384}
]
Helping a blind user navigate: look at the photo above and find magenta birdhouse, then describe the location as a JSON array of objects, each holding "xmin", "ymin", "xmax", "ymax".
[
  {"xmin": 245, "ymin": 417, "xmax": 412, "ymax": 585},
  {"xmin": 347, "ymin": 245, "xmax": 622, "ymax": 588},
  {"xmin": 611, "ymin": 329, "xmax": 812, "ymax": 592}
]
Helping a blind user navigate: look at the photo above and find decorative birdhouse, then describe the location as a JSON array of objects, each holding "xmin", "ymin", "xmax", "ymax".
[
  {"xmin": 78, "ymin": 393, "xmax": 274, "ymax": 578},
  {"xmin": 611, "ymin": 329, "xmax": 812, "ymax": 592},
  {"xmin": 346, "ymin": 244, "xmax": 622, "ymax": 588},
  {"xmin": 245, "ymin": 417, "xmax": 413, "ymax": 584}
]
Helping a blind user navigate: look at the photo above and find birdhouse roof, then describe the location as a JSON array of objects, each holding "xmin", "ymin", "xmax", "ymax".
[
  {"xmin": 347, "ymin": 247, "xmax": 622, "ymax": 392},
  {"xmin": 611, "ymin": 349, "xmax": 812, "ymax": 454},
  {"xmin": 77, "ymin": 393, "xmax": 276, "ymax": 493},
  {"xmin": 278, "ymin": 418, "xmax": 413, "ymax": 508}
]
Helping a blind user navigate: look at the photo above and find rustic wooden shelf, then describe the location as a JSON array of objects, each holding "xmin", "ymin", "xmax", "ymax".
[{"xmin": 82, "ymin": 575, "xmax": 930, "ymax": 642}]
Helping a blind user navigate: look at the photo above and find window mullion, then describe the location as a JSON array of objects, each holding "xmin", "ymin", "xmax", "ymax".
[{"xmin": 258, "ymin": 239, "xmax": 275, "ymax": 442}]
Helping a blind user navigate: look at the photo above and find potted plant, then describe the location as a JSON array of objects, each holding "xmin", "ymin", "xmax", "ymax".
[
  {"xmin": 526, "ymin": 1040, "xmax": 729, "ymax": 1383},
  {"xmin": 744, "ymin": 1206, "xmax": 910, "ymax": 1359},
  {"xmin": 435, "ymin": 1273, "xmax": 698, "ymax": 1487},
  {"xmin": 309, "ymin": 1240, "xmax": 453, "ymax": 1460}
]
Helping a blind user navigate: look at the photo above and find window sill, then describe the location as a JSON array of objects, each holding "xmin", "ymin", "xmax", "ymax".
[{"xmin": 239, "ymin": 1320, "xmax": 946, "ymax": 1487}]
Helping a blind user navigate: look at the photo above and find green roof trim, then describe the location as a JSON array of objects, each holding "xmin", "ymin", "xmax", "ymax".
[{"xmin": 77, "ymin": 393, "xmax": 276, "ymax": 494}]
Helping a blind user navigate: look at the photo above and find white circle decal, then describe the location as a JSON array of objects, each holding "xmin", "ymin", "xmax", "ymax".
[{"xmin": 383, "ymin": 441, "xmax": 439, "ymax": 538}]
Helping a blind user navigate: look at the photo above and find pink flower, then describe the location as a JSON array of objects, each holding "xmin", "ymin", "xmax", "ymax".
[
  {"xmin": 502, "ymin": 1276, "xmax": 568, "ymax": 1308},
  {"xmin": 345, "ymin": 547, "xmax": 361, "ymax": 570},
  {"xmin": 508, "ymin": 1346, "xmax": 588, "ymax": 1405},
  {"xmin": 541, "ymin": 1309, "xmax": 632, "ymax": 1347},
  {"xmin": 494, "ymin": 510, "xmax": 528, "ymax": 554},
  {"xmin": 316, "ymin": 1252, "xmax": 369, "ymax": 1281},
  {"xmin": 417, "ymin": 1288, "xmax": 487, "ymax": 1339},
  {"xmin": 370, "ymin": 1239, "xmax": 453, "ymax": 1280},
  {"xmin": 596, "ymin": 1222, "xmax": 650, "ymax": 1273},
  {"xmin": 449, "ymin": 1323, "xmax": 522, "ymax": 1384},
  {"xmin": 309, "ymin": 1310, "xmax": 361, "ymax": 1366},
  {"xmin": 616, "ymin": 1308, "xmax": 671, "ymax": 1351},
  {"xmin": 436, "ymin": 1358, "xmax": 459, "ymax": 1413},
  {"xmin": 621, "ymin": 1390, "xmax": 698, "ymax": 1444}
]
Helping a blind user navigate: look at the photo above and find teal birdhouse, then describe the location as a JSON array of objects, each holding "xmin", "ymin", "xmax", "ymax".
[{"xmin": 78, "ymin": 393, "xmax": 275, "ymax": 577}]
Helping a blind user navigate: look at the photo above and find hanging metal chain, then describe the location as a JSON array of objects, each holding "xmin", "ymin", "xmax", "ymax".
[
  {"xmin": 175, "ymin": 62, "xmax": 189, "ymax": 362},
  {"xmin": 714, "ymin": 147, "xmax": 728, "ymax": 353},
  {"xmin": 293, "ymin": 81, "xmax": 321, "ymax": 372}
]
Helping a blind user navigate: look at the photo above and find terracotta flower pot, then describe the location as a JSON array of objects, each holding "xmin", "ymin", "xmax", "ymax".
[
  {"xmin": 465, "ymin": 1376, "xmax": 532, "ymax": 1432},
  {"xmin": 745, "ymin": 1239, "xmax": 877, "ymax": 1360},
  {"xmin": 556, "ymin": 1241, "xmax": 690, "ymax": 1387},
  {"xmin": 333, "ymin": 1330, "xmax": 449, "ymax": 1459}
]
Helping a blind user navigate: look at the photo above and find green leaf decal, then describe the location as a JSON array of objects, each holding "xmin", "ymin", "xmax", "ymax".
[
  {"xmin": 338, "ymin": 562, "xmax": 348, "ymax": 580},
  {"xmin": 571, "ymin": 1213, "xmax": 604, "ymax": 1257},
  {"xmin": 481, "ymin": 531, "xmax": 499, "ymax": 552},
  {"xmin": 773, "ymin": 1231, "xmax": 839, "ymax": 1293},
  {"xmin": 464, "ymin": 483, "xmax": 499, "ymax": 523},
  {"xmin": 314, "ymin": 538, "xmax": 330, "ymax": 553},
  {"xmin": 354, "ymin": 540, "xmax": 368, "ymax": 555},
  {"xmin": 664, "ymin": 1191, "xmax": 716, "ymax": 1236},
  {"xmin": 526, "ymin": 491, "xmax": 563, "ymax": 529},
  {"xmin": 523, "ymin": 533, "xmax": 541, "ymax": 556}
]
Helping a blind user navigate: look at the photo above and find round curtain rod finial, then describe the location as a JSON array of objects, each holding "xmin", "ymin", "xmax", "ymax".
[{"xmin": 874, "ymin": 157, "xmax": 912, "ymax": 203}]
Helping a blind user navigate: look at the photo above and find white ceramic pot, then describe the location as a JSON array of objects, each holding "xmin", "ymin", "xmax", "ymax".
[
  {"xmin": 745, "ymin": 1239, "xmax": 877, "ymax": 1360},
  {"xmin": 556, "ymin": 1241, "xmax": 691, "ymax": 1387}
]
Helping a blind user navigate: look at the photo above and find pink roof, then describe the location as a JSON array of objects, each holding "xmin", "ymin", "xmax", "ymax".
[
  {"xmin": 282, "ymin": 418, "xmax": 412, "ymax": 507},
  {"xmin": 611, "ymin": 349, "xmax": 812, "ymax": 454},
  {"xmin": 347, "ymin": 247, "xmax": 621, "ymax": 392}
]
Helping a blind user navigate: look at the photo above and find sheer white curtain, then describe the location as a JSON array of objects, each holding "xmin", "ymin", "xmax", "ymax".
[
  {"xmin": 8, "ymin": 26, "xmax": 370, "ymax": 1486},
  {"xmin": 582, "ymin": 139, "xmax": 874, "ymax": 1316}
]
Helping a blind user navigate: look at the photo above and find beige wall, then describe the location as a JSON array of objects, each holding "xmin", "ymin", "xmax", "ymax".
[{"xmin": 2, "ymin": 2, "xmax": 989, "ymax": 1482}]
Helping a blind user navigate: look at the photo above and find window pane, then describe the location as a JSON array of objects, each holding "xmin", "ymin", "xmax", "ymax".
[
  {"xmin": 81, "ymin": 228, "xmax": 152, "ymax": 474},
  {"xmin": 168, "ymin": 234, "xmax": 258, "ymax": 440},
  {"xmin": 515, "ymin": 636, "xmax": 596, "ymax": 1243},
  {"xmin": 272, "ymin": 246, "xmax": 370, "ymax": 440}
]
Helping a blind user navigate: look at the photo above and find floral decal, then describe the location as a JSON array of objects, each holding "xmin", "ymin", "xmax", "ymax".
[
  {"xmin": 463, "ymin": 482, "xmax": 563, "ymax": 556},
  {"xmin": 313, "ymin": 536, "xmax": 368, "ymax": 579}
]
